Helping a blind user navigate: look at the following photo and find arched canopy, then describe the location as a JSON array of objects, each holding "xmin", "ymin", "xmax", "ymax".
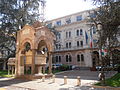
[
  {"xmin": 21, "ymin": 38, "xmax": 33, "ymax": 50},
  {"xmin": 35, "ymin": 36, "xmax": 54, "ymax": 52},
  {"xmin": 15, "ymin": 21, "xmax": 55, "ymax": 76},
  {"xmin": 17, "ymin": 21, "xmax": 55, "ymax": 52}
]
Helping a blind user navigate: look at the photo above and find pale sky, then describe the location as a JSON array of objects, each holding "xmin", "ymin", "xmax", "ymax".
[{"xmin": 45, "ymin": 0, "xmax": 96, "ymax": 20}]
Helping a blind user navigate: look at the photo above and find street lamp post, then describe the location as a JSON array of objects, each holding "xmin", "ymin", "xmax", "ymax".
[{"xmin": 97, "ymin": 24, "xmax": 105, "ymax": 85}]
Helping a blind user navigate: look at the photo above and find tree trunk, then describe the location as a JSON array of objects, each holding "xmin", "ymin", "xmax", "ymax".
[{"xmin": 3, "ymin": 60, "xmax": 6, "ymax": 70}]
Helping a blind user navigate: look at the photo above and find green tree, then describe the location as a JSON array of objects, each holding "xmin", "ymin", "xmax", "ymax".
[
  {"xmin": 0, "ymin": 0, "xmax": 43, "ymax": 70},
  {"xmin": 88, "ymin": 0, "xmax": 120, "ymax": 85},
  {"xmin": 89, "ymin": 0, "xmax": 120, "ymax": 65}
]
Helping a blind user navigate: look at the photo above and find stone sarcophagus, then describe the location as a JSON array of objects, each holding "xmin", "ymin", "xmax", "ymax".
[
  {"xmin": 25, "ymin": 50, "xmax": 32, "ymax": 65},
  {"xmin": 20, "ymin": 50, "xmax": 47, "ymax": 66},
  {"xmin": 35, "ymin": 54, "xmax": 46, "ymax": 65}
]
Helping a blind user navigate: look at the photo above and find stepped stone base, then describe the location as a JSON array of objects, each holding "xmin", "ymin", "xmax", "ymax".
[{"xmin": 15, "ymin": 74, "xmax": 53, "ymax": 80}]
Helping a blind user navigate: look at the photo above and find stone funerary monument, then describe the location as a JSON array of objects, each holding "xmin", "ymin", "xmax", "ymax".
[{"xmin": 8, "ymin": 21, "xmax": 55, "ymax": 79}]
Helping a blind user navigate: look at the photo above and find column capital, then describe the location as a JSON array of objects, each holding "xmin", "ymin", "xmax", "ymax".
[{"xmin": 31, "ymin": 49, "xmax": 37, "ymax": 51}]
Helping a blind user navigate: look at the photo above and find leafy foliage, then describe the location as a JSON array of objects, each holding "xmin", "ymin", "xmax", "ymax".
[
  {"xmin": 0, "ymin": 70, "xmax": 13, "ymax": 77},
  {"xmin": 0, "ymin": 0, "xmax": 41, "ymax": 60},
  {"xmin": 90, "ymin": 0, "xmax": 120, "ymax": 65},
  {"xmin": 95, "ymin": 73, "xmax": 120, "ymax": 87}
]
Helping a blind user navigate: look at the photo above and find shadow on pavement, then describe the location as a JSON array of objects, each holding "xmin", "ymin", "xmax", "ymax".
[
  {"xmin": 59, "ymin": 85, "xmax": 120, "ymax": 90},
  {"xmin": 59, "ymin": 86, "xmax": 93, "ymax": 90},
  {"xmin": 0, "ymin": 78, "xmax": 30, "ymax": 87},
  {"xmin": 56, "ymin": 70, "xmax": 99, "ymax": 80},
  {"xmin": 55, "ymin": 70, "xmax": 117, "ymax": 80}
]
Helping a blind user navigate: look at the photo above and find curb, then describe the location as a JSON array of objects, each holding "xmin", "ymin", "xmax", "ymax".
[{"xmin": 92, "ymin": 85, "xmax": 120, "ymax": 90}]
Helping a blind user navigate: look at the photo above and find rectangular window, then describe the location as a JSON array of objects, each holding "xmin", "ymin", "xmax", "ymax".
[
  {"xmin": 90, "ymin": 13, "xmax": 96, "ymax": 18},
  {"xmin": 76, "ymin": 15, "xmax": 82, "ymax": 21},
  {"xmin": 69, "ymin": 31, "xmax": 71, "ymax": 37},
  {"xmin": 56, "ymin": 44, "xmax": 58, "ymax": 49},
  {"xmin": 59, "ymin": 56, "xmax": 61, "ymax": 62},
  {"xmin": 77, "ymin": 41, "xmax": 79, "ymax": 47},
  {"xmin": 80, "ymin": 41, "xmax": 83, "ymax": 47},
  {"xmin": 56, "ymin": 20, "xmax": 61, "ymax": 26},
  {"xmin": 66, "ymin": 43, "xmax": 68, "ymax": 48},
  {"xmin": 47, "ymin": 23, "xmax": 52, "ymax": 28},
  {"xmin": 80, "ymin": 29, "xmax": 83, "ymax": 35},
  {"xmin": 69, "ymin": 42, "xmax": 71, "ymax": 48},
  {"xmin": 58, "ymin": 44, "xmax": 61, "ymax": 49},
  {"xmin": 92, "ymin": 26, "xmax": 96, "ymax": 34},
  {"xmin": 93, "ymin": 39, "xmax": 97, "ymax": 43},
  {"xmin": 56, "ymin": 56, "xmax": 58, "ymax": 62},
  {"xmin": 58, "ymin": 33, "xmax": 61, "ymax": 39},
  {"xmin": 66, "ymin": 18, "xmax": 71, "ymax": 24},
  {"xmin": 76, "ymin": 30, "xmax": 79, "ymax": 36},
  {"xmin": 93, "ymin": 39, "xmax": 97, "ymax": 47},
  {"xmin": 77, "ymin": 55, "xmax": 80, "ymax": 62},
  {"xmin": 66, "ymin": 32, "xmax": 68, "ymax": 38}
]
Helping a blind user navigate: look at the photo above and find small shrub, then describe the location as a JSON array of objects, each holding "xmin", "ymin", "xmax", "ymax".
[
  {"xmin": 59, "ymin": 64, "xmax": 69, "ymax": 71},
  {"xmin": 95, "ymin": 73, "xmax": 120, "ymax": 87}
]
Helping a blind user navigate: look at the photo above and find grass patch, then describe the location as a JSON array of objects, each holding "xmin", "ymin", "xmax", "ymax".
[
  {"xmin": 52, "ymin": 69, "xmax": 62, "ymax": 74},
  {"xmin": 95, "ymin": 73, "xmax": 120, "ymax": 87},
  {"xmin": 0, "ymin": 70, "xmax": 13, "ymax": 77}
]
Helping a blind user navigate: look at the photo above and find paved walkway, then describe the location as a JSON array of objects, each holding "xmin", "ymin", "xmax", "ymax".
[
  {"xmin": 56, "ymin": 70, "xmax": 117, "ymax": 80},
  {"xmin": 0, "ymin": 70, "xmax": 117, "ymax": 90}
]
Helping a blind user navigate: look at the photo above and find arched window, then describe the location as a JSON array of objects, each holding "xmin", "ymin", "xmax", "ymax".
[
  {"xmin": 77, "ymin": 54, "xmax": 80, "ymax": 62},
  {"xmin": 25, "ymin": 42, "xmax": 31, "ymax": 51},
  {"xmin": 81, "ymin": 54, "xmax": 84, "ymax": 61},
  {"xmin": 56, "ymin": 56, "xmax": 58, "ymax": 62},
  {"xmin": 66, "ymin": 54, "xmax": 72, "ymax": 62},
  {"xmin": 66, "ymin": 55, "xmax": 68, "ymax": 62},
  {"xmin": 59, "ymin": 56, "xmax": 61, "ymax": 62},
  {"xmin": 56, "ymin": 56, "xmax": 61, "ymax": 63},
  {"xmin": 69, "ymin": 55, "xmax": 72, "ymax": 62},
  {"xmin": 56, "ymin": 44, "xmax": 58, "ymax": 49}
]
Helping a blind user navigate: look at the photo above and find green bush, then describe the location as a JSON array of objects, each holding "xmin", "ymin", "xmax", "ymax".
[
  {"xmin": 59, "ymin": 64, "xmax": 69, "ymax": 71},
  {"xmin": 0, "ymin": 70, "xmax": 13, "ymax": 77},
  {"xmin": 95, "ymin": 73, "xmax": 120, "ymax": 87}
]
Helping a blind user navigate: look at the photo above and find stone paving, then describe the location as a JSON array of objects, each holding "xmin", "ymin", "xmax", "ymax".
[{"xmin": 0, "ymin": 70, "xmax": 118, "ymax": 90}]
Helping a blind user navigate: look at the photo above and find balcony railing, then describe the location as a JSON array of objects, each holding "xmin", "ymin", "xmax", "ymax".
[
  {"xmin": 54, "ymin": 45, "xmax": 98, "ymax": 52},
  {"xmin": 55, "ymin": 45, "xmax": 89, "ymax": 51}
]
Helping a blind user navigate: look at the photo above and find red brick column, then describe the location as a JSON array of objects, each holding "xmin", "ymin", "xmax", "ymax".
[
  {"xmin": 48, "ymin": 52, "xmax": 52, "ymax": 74},
  {"xmin": 31, "ymin": 49, "xmax": 36, "ymax": 75}
]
